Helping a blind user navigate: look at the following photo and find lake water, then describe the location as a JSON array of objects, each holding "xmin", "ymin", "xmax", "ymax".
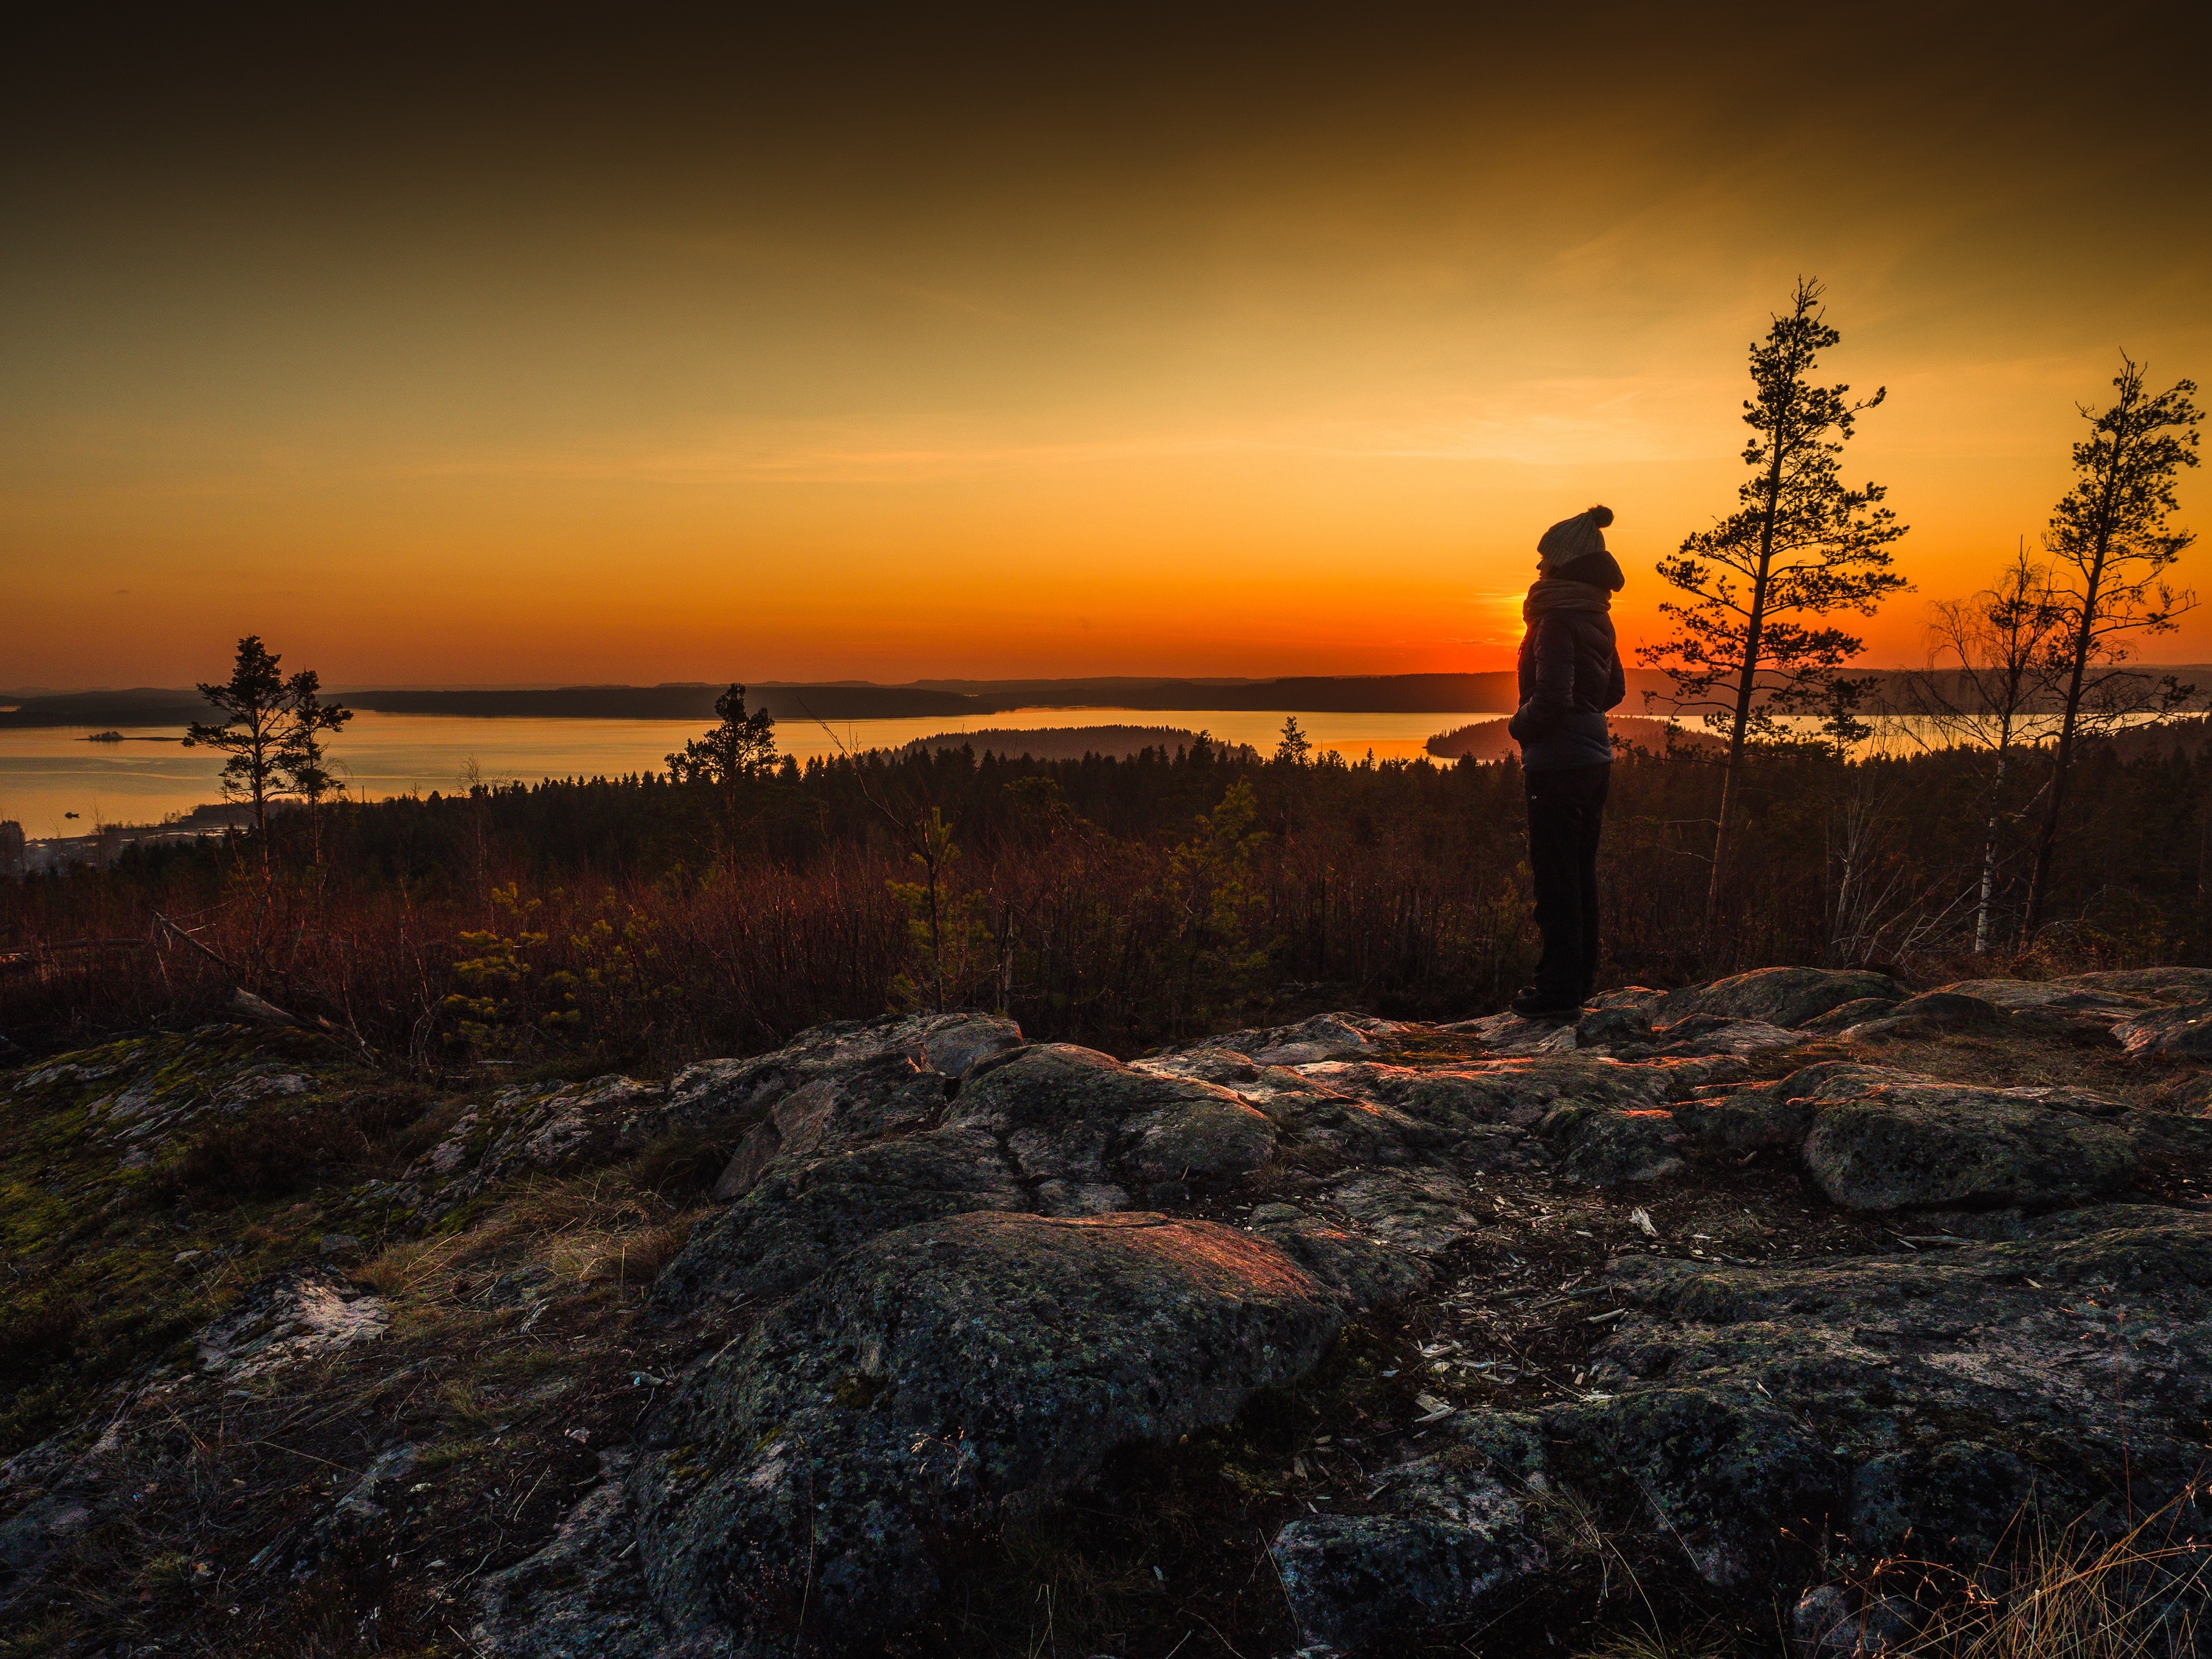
[{"xmin": 0, "ymin": 707, "xmax": 1486, "ymax": 837}]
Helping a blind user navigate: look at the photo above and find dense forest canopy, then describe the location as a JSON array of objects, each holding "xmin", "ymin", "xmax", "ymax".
[{"xmin": 9, "ymin": 726, "xmax": 2212, "ymax": 1069}]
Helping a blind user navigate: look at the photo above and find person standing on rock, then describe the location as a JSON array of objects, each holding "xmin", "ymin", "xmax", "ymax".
[{"xmin": 1506, "ymin": 505, "xmax": 1626, "ymax": 1018}]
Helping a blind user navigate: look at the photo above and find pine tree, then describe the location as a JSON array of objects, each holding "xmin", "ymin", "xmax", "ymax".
[
  {"xmin": 187, "ymin": 636, "xmax": 292, "ymax": 877},
  {"xmin": 1641, "ymin": 279, "xmax": 1908, "ymax": 918},
  {"xmin": 666, "ymin": 684, "xmax": 779, "ymax": 852}
]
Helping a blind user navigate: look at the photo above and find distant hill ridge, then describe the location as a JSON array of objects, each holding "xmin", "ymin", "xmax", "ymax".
[
  {"xmin": 5, "ymin": 667, "xmax": 2206, "ymax": 728},
  {"xmin": 1428, "ymin": 716, "xmax": 1725, "ymax": 762}
]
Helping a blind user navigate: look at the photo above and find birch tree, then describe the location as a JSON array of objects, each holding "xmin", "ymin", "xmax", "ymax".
[
  {"xmin": 2021, "ymin": 357, "xmax": 2200, "ymax": 936},
  {"xmin": 1904, "ymin": 546, "xmax": 2067, "ymax": 953}
]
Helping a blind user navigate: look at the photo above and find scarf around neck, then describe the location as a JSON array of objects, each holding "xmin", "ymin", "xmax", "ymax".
[{"xmin": 1522, "ymin": 578, "xmax": 1612, "ymax": 623}]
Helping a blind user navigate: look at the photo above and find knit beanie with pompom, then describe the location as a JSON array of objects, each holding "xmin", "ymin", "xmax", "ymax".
[{"xmin": 1536, "ymin": 505, "xmax": 1615, "ymax": 574}]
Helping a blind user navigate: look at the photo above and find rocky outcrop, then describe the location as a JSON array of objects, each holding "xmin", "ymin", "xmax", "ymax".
[
  {"xmin": 17, "ymin": 957, "xmax": 2212, "ymax": 1658},
  {"xmin": 487, "ymin": 966, "xmax": 2212, "ymax": 1653}
]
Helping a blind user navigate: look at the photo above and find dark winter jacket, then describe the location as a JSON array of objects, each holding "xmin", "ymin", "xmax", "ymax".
[{"xmin": 1509, "ymin": 606, "xmax": 1626, "ymax": 771}]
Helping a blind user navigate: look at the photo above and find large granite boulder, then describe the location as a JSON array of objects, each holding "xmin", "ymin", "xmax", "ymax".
[
  {"xmin": 634, "ymin": 1212, "xmax": 1344, "ymax": 1654},
  {"xmin": 659, "ymin": 1040, "xmax": 1281, "ymax": 1305}
]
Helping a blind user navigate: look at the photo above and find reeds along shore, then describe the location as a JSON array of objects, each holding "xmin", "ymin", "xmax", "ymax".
[{"xmin": 7, "ymin": 732, "xmax": 2212, "ymax": 1068}]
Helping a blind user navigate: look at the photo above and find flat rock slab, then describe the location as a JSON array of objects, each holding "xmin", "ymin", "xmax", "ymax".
[
  {"xmin": 632, "ymin": 1211, "xmax": 1343, "ymax": 1655},
  {"xmin": 712, "ymin": 1051, "xmax": 953, "ymax": 1200},
  {"xmin": 1656, "ymin": 966, "xmax": 1903, "ymax": 1030},
  {"xmin": 1547, "ymin": 1386, "xmax": 1842, "ymax": 1587},
  {"xmin": 1649, "ymin": 1015, "xmax": 1809, "ymax": 1057},
  {"xmin": 1135, "ymin": 1049, "xmax": 1436, "ymax": 1166},
  {"xmin": 1799, "ymin": 1078, "xmax": 2138, "ymax": 1210},
  {"xmin": 1590, "ymin": 1207, "xmax": 2212, "ymax": 1551},
  {"xmin": 2054, "ymin": 967, "xmax": 2212, "ymax": 1002},
  {"xmin": 1324, "ymin": 1166, "xmax": 1489, "ymax": 1254},
  {"xmin": 1540, "ymin": 1104, "xmax": 1686, "ymax": 1186},
  {"xmin": 1180, "ymin": 1012, "xmax": 1413, "ymax": 1066},
  {"xmin": 2113, "ymin": 1001, "xmax": 2212, "ymax": 1061},
  {"xmin": 1836, "ymin": 990, "xmax": 2011, "ymax": 1042},
  {"xmin": 946, "ymin": 1043, "xmax": 1277, "ymax": 1189},
  {"xmin": 1294, "ymin": 1053, "xmax": 1739, "ymax": 1133},
  {"xmin": 1936, "ymin": 978, "xmax": 2156, "ymax": 1018},
  {"xmin": 1447, "ymin": 1010, "xmax": 1578, "ymax": 1054}
]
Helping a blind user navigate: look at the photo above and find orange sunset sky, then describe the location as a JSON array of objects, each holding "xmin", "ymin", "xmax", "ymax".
[{"xmin": 4, "ymin": 5, "xmax": 2206, "ymax": 689}]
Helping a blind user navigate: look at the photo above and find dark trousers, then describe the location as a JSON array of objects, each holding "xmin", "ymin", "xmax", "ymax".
[{"xmin": 1524, "ymin": 761, "xmax": 1610, "ymax": 1001}]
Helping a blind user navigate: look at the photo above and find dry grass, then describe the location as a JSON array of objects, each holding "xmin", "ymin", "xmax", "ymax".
[
  {"xmin": 356, "ymin": 1171, "xmax": 707, "ymax": 1306},
  {"xmin": 1868, "ymin": 1493, "xmax": 2211, "ymax": 1659},
  {"xmin": 1574, "ymin": 1624, "xmax": 1735, "ymax": 1659}
]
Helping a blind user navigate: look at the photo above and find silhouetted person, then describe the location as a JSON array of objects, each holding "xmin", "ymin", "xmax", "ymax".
[{"xmin": 1507, "ymin": 505, "xmax": 1625, "ymax": 1018}]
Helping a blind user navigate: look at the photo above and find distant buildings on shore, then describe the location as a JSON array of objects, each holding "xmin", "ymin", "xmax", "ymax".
[{"xmin": 3, "ymin": 804, "xmax": 251, "ymax": 877}]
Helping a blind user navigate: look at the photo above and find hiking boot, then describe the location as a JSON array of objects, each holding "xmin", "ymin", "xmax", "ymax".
[{"xmin": 1510, "ymin": 987, "xmax": 1582, "ymax": 1020}]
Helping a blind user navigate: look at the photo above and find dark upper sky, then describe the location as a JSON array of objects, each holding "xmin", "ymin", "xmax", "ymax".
[{"xmin": 6, "ymin": 3, "xmax": 2206, "ymax": 684}]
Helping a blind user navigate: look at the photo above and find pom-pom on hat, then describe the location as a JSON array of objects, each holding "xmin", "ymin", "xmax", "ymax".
[{"xmin": 1537, "ymin": 504, "xmax": 1615, "ymax": 574}]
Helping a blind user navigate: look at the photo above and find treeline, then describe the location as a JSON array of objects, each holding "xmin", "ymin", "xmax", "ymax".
[{"xmin": 7, "ymin": 729, "xmax": 2212, "ymax": 1068}]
